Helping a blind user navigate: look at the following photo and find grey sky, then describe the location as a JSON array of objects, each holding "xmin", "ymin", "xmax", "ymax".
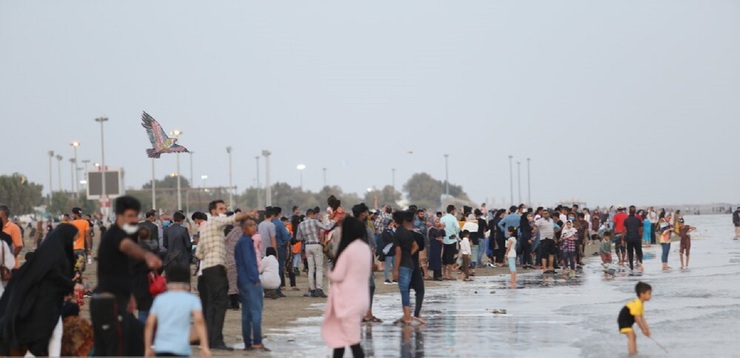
[{"xmin": 1, "ymin": 1, "xmax": 739, "ymax": 208}]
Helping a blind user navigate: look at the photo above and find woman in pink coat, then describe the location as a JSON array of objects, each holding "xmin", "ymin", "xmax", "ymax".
[{"xmin": 321, "ymin": 217, "xmax": 371, "ymax": 358}]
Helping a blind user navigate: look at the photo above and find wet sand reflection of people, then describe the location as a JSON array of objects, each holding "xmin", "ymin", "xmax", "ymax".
[{"xmin": 401, "ymin": 325, "xmax": 424, "ymax": 358}]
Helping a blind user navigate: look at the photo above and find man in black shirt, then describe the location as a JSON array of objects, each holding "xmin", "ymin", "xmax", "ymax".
[
  {"xmin": 393, "ymin": 211, "xmax": 419, "ymax": 326},
  {"xmin": 733, "ymin": 206, "xmax": 740, "ymax": 240},
  {"xmin": 91, "ymin": 196, "xmax": 162, "ymax": 356},
  {"xmin": 624, "ymin": 205, "xmax": 644, "ymax": 272}
]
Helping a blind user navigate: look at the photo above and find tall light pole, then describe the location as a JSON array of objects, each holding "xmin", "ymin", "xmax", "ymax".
[
  {"xmin": 170, "ymin": 129, "xmax": 182, "ymax": 210},
  {"xmin": 48, "ymin": 151, "xmax": 54, "ymax": 206},
  {"xmin": 69, "ymin": 158, "xmax": 76, "ymax": 194},
  {"xmin": 55, "ymin": 154, "xmax": 63, "ymax": 192},
  {"xmin": 262, "ymin": 150, "xmax": 272, "ymax": 207},
  {"xmin": 508, "ymin": 155, "xmax": 514, "ymax": 206},
  {"xmin": 227, "ymin": 147, "xmax": 234, "ymax": 209},
  {"xmin": 151, "ymin": 159, "xmax": 157, "ymax": 210},
  {"xmin": 296, "ymin": 164, "xmax": 306, "ymax": 188},
  {"xmin": 70, "ymin": 141, "xmax": 80, "ymax": 198},
  {"xmin": 201, "ymin": 175, "xmax": 208, "ymax": 189},
  {"xmin": 444, "ymin": 154, "xmax": 449, "ymax": 196},
  {"xmin": 392, "ymin": 168, "xmax": 396, "ymax": 191},
  {"xmin": 95, "ymin": 116, "xmax": 109, "ymax": 216},
  {"xmin": 81, "ymin": 159, "xmax": 90, "ymax": 189},
  {"xmin": 526, "ymin": 158, "xmax": 531, "ymax": 207},
  {"xmin": 517, "ymin": 161, "xmax": 522, "ymax": 205},
  {"xmin": 188, "ymin": 152, "xmax": 194, "ymax": 212},
  {"xmin": 322, "ymin": 167, "xmax": 327, "ymax": 188},
  {"xmin": 255, "ymin": 156, "xmax": 262, "ymax": 209}
]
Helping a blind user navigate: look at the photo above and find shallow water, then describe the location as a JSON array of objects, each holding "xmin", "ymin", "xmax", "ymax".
[{"xmin": 261, "ymin": 215, "xmax": 740, "ymax": 357}]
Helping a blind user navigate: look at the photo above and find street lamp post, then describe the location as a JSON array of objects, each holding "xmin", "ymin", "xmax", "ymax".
[
  {"xmin": 48, "ymin": 151, "xmax": 54, "ymax": 206},
  {"xmin": 81, "ymin": 160, "xmax": 90, "ymax": 189},
  {"xmin": 322, "ymin": 167, "xmax": 327, "ymax": 188},
  {"xmin": 70, "ymin": 141, "xmax": 80, "ymax": 198},
  {"xmin": 262, "ymin": 150, "xmax": 272, "ymax": 207},
  {"xmin": 444, "ymin": 154, "xmax": 449, "ymax": 196},
  {"xmin": 169, "ymin": 129, "xmax": 182, "ymax": 210},
  {"xmin": 296, "ymin": 164, "xmax": 306, "ymax": 188},
  {"xmin": 517, "ymin": 161, "xmax": 522, "ymax": 205},
  {"xmin": 95, "ymin": 116, "xmax": 109, "ymax": 217},
  {"xmin": 508, "ymin": 155, "xmax": 514, "ymax": 206},
  {"xmin": 227, "ymin": 147, "xmax": 233, "ymax": 209},
  {"xmin": 69, "ymin": 158, "xmax": 76, "ymax": 194},
  {"xmin": 151, "ymin": 159, "xmax": 156, "ymax": 210},
  {"xmin": 187, "ymin": 152, "xmax": 194, "ymax": 213},
  {"xmin": 55, "ymin": 154, "xmax": 63, "ymax": 193},
  {"xmin": 255, "ymin": 156, "xmax": 262, "ymax": 209},
  {"xmin": 526, "ymin": 158, "xmax": 531, "ymax": 207}
]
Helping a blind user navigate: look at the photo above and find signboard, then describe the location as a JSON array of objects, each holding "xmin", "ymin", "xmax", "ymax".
[{"xmin": 86, "ymin": 169, "xmax": 125, "ymax": 199}]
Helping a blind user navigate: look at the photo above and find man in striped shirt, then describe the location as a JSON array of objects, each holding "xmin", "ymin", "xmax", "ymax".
[{"xmin": 295, "ymin": 209, "xmax": 331, "ymax": 298}]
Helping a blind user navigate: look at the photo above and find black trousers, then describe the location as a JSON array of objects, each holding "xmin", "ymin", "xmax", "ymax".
[
  {"xmin": 411, "ymin": 267, "xmax": 425, "ymax": 318},
  {"xmin": 495, "ymin": 236, "xmax": 506, "ymax": 263},
  {"xmin": 91, "ymin": 295, "xmax": 144, "ymax": 356},
  {"xmin": 626, "ymin": 240, "xmax": 643, "ymax": 271},
  {"xmin": 202, "ymin": 265, "xmax": 228, "ymax": 347}
]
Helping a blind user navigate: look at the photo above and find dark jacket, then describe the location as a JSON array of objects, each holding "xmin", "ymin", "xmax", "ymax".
[{"xmin": 164, "ymin": 223, "xmax": 191, "ymax": 267}]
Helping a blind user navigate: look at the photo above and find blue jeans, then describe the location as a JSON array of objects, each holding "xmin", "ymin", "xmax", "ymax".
[
  {"xmin": 239, "ymin": 280, "xmax": 264, "ymax": 346},
  {"xmin": 398, "ymin": 266, "xmax": 413, "ymax": 307},
  {"xmin": 661, "ymin": 243, "xmax": 670, "ymax": 263},
  {"xmin": 137, "ymin": 310, "xmax": 149, "ymax": 324},
  {"xmin": 277, "ymin": 245, "xmax": 287, "ymax": 294},
  {"xmin": 384, "ymin": 256, "xmax": 395, "ymax": 282}
]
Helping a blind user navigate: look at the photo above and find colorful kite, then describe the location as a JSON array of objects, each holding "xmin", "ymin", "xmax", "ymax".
[{"xmin": 141, "ymin": 111, "xmax": 189, "ymax": 158}]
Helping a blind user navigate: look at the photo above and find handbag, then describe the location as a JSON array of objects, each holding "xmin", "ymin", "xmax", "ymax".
[
  {"xmin": 148, "ymin": 271, "xmax": 167, "ymax": 296},
  {"xmin": 1, "ymin": 242, "xmax": 12, "ymax": 282}
]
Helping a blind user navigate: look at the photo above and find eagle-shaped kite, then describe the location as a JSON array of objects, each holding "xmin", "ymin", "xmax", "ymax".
[{"xmin": 141, "ymin": 111, "xmax": 189, "ymax": 158}]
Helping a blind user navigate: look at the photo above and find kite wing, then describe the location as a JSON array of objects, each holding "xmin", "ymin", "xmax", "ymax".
[
  {"xmin": 141, "ymin": 111, "xmax": 169, "ymax": 148},
  {"xmin": 162, "ymin": 144, "xmax": 189, "ymax": 154}
]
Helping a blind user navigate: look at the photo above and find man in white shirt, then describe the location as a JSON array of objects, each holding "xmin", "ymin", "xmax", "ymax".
[
  {"xmin": 535, "ymin": 210, "xmax": 558, "ymax": 273},
  {"xmin": 439, "ymin": 205, "xmax": 460, "ymax": 280}
]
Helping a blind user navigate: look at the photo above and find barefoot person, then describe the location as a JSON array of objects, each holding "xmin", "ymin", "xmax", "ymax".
[
  {"xmin": 322, "ymin": 217, "xmax": 372, "ymax": 358},
  {"xmin": 618, "ymin": 282, "xmax": 652, "ymax": 355},
  {"xmin": 624, "ymin": 206, "xmax": 644, "ymax": 272},
  {"xmin": 505, "ymin": 227, "xmax": 518, "ymax": 288},
  {"xmin": 393, "ymin": 211, "xmax": 420, "ymax": 325},
  {"xmin": 439, "ymin": 205, "xmax": 460, "ymax": 280},
  {"xmin": 678, "ymin": 218, "xmax": 696, "ymax": 269}
]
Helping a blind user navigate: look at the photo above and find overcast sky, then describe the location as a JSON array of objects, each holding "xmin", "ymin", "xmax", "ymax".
[{"xmin": 1, "ymin": 1, "xmax": 738, "ymax": 208}]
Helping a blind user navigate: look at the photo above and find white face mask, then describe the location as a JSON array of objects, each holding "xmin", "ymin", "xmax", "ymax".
[
  {"xmin": 218, "ymin": 213, "xmax": 227, "ymax": 218},
  {"xmin": 122, "ymin": 223, "xmax": 139, "ymax": 235}
]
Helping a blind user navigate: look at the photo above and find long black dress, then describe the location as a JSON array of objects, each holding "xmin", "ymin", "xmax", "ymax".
[{"xmin": 0, "ymin": 224, "xmax": 77, "ymax": 356}]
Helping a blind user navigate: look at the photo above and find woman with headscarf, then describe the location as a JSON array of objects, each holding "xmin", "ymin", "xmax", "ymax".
[
  {"xmin": 490, "ymin": 209, "xmax": 507, "ymax": 266},
  {"xmin": 0, "ymin": 223, "xmax": 79, "ymax": 357},
  {"xmin": 322, "ymin": 217, "xmax": 371, "ymax": 358},
  {"xmin": 427, "ymin": 219, "xmax": 445, "ymax": 281}
]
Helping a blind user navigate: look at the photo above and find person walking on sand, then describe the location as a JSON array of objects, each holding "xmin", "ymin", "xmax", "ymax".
[
  {"xmin": 440, "ymin": 205, "xmax": 460, "ymax": 280},
  {"xmin": 235, "ymin": 218, "xmax": 270, "ymax": 352},
  {"xmin": 322, "ymin": 217, "xmax": 372, "ymax": 358},
  {"xmin": 505, "ymin": 227, "xmax": 518, "ymax": 288},
  {"xmin": 624, "ymin": 206, "xmax": 644, "ymax": 272},
  {"xmin": 658, "ymin": 212, "xmax": 673, "ymax": 270},
  {"xmin": 393, "ymin": 211, "xmax": 420, "ymax": 325},
  {"xmin": 733, "ymin": 207, "xmax": 740, "ymax": 240},
  {"xmin": 678, "ymin": 218, "xmax": 696, "ymax": 269}
]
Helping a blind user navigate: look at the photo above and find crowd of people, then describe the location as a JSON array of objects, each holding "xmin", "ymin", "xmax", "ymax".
[{"xmin": 0, "ymin": 194, "xmax": 712, "ymax": 357}]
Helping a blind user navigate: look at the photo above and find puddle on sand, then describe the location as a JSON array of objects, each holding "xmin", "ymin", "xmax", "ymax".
[{"xmin": 253, "ymin": 215, "xmax": 740, "ymax": 357}]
